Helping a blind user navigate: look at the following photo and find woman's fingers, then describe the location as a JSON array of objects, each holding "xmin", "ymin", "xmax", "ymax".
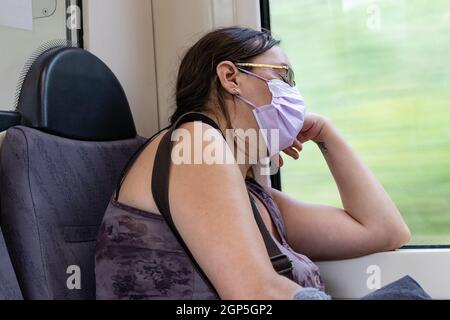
[
  {"xmin": 281, "ymin": 139, "xmax": 303, "ymax": 160},
  {"xmin": 292, "ymin": 139, "xmax": 303, "ymax": 152},
  {"xmin": 279, "ymin": 155, "xmax": 284, "ymax": 167},
  {"xmin": 283, "ymin": 147, "xmax": 299, "ymax": 160}
]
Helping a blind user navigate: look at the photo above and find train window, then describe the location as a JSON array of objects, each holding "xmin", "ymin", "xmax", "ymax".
[
  {"xmin": 269, "ymin": 0, "xmax": 450, "ymax": 244},
  {"xmin": 0, "ymin": 0, "xmax": 82, "ymax": 110}
]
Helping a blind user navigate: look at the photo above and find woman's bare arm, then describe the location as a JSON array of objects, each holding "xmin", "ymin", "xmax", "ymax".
[{"xmin": 273, "ymin": 114, "xmax": 411, "ymax": 261}]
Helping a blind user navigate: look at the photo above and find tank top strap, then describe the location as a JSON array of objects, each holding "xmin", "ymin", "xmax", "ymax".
[
  {"xmin": 151, "ymin": 111, "xmax": 225, "ymax": 223},
  {"xmin": 150, "ymin": 112, "xmax": 226, "ymax": 297}
]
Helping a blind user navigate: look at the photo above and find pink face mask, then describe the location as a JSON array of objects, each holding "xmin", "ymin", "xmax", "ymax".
[{"xmin": 235, "ymin": 68, "xmax": 306, "ymax": 157}]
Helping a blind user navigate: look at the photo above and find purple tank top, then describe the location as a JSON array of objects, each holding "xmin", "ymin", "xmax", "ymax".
[{"xmin": 95, "ymin": 177, "xmax": 324, "ymax": 300}]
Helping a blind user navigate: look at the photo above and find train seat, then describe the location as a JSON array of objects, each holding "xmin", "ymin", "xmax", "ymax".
[{"xmin": 0, "ymin": 46, "xmax": 146, "ymax": 299}]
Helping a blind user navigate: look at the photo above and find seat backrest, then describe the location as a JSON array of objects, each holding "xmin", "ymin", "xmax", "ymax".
[
  {"xmin": 16, "ymin": 46, "xmax": 136, "ymax": 141},
  {"xmin": 0, "ymin": 46, "xmax": 146, "ymax": 299},
  {"xmin": 0, "ymin": 228, "xmax": 22, "ymax": 300}
]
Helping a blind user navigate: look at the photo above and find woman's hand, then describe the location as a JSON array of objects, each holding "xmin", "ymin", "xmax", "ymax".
[{"xmin": 280, "ymin": 112, "xmax": 331, "ymax": 165}]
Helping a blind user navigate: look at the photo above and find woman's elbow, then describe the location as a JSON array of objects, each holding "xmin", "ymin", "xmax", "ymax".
[
  {"xmin": 384, "ymin": 223, "xmax": 411, "ymax": 250},
  {"xmin": 369, "ymin": 216, "xmax": 411, "ymax": 251},
  {"xmin": 392, "ymin": 225, "xmax": 411, "ymax": 248}
]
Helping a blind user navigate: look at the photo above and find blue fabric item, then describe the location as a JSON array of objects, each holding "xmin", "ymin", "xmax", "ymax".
[
  {"xmin": 292, "ymin": 287, "xmax": 331, "ymax": 300},
  {"xmin": 361, "ymin": 275, "xmax": 432, "ymax": 300}
]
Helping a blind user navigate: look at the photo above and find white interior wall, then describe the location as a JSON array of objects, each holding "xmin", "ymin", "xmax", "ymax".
[
  {"xmin": 83, "ymin": 0, "xmax": 260, "ymax": 136},
  {"xmin": 0, "ymin": 0, "xmax": 66, "ymax": 110},
  {"xmin": 152, "ymin": 0, "xmax": 261, "ymax": 127},
  {"xmin": 82, "ymin": 0, "xmax": 159, "ymax": 137}
]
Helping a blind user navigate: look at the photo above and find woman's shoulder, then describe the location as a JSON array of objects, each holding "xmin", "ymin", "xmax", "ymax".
[
  {"xmin": 117, "ymin": 120, "xmax": 239, "ymax": 215},
  {"xmin": 114, "ymin": 128, "xmax": 169, "ymax": 214}
]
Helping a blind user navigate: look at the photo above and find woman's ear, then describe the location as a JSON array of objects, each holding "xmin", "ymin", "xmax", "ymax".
[{"xmin": 216, "ymin": 61, "xmax": 241, "ymax": 96}]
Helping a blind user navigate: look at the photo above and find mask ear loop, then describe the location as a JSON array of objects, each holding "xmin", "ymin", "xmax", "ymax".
[
  {"xmin": 232, "ymin": 90, "xmax": 272, "ymax": 165},
  {"xmin": 234, "ymin": 94, "xmax": 256, "ymax": 108},
  {"xmin": 233, "ymin": 68, "xmax": 268, "ymax": 108},
  {"xmin": 230, "ymin": 93, "xmax": 258, "ymax": 163},
  {"xmin": 237, "ymin": 67, "xmax": 270, "ymax": 82}
]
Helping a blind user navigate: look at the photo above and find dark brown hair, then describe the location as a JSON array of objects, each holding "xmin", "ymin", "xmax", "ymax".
[{"xmin": 170, "ymin": 27, "xmax": 280, "ymax": 126}]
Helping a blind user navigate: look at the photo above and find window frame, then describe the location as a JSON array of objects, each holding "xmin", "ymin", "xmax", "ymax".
[{"xmin": 260, "ymin": 0, "xmax": 283, "ymax": 192}]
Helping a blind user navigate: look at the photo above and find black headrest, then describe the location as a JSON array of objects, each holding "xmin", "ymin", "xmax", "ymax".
[{"xmin": 16, "ymin": 47, "xmax": 136, "ymax": 141}]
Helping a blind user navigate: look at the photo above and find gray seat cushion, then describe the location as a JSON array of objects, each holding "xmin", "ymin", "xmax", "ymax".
[
  {"xmin": 0, "ymin": 228, "xmax": 22, "ymax": 299},
  {"xmin": 0, "ymin": 126, "xmax": 145, "ymax": 299}
]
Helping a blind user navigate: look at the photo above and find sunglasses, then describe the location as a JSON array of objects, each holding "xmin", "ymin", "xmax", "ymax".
[{"xmin": 235, "ymin": 62, "xmax": 296, "ymax": 87}]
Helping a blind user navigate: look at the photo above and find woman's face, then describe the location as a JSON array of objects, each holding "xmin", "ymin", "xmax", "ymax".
[
  {"xmin": 215, "ymin": 45, "xmax": 293, "ymax": 157},
  {"xmin": 217, "ymin": 45, "xmax": 293, "ymax": 130}
]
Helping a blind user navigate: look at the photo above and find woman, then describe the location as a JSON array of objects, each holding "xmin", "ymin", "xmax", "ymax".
[{"xmin": 95, "ymin": 27, "xmax": 411, "ymax": 300}]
